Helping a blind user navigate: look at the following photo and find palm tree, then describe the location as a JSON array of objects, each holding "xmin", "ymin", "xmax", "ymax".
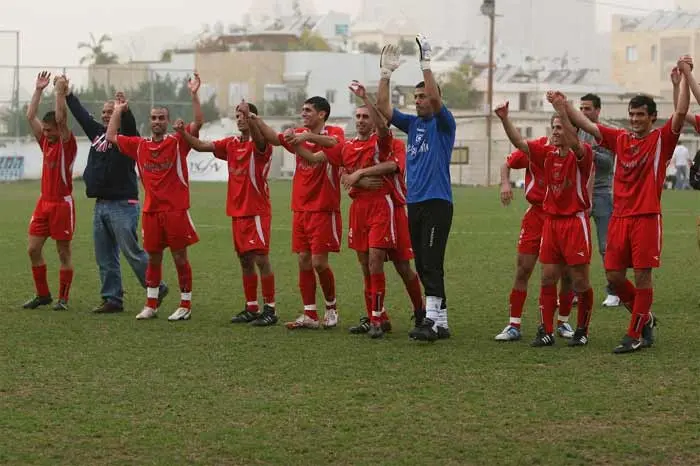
[{"xmin": 78, "ymin": 33, "xmax": 119, "ymax": 65}]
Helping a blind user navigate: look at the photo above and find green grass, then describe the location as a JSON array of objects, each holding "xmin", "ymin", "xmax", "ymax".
[{"xmin": 1, "ymin": 180, "xmax": 699, "ymax": 465}]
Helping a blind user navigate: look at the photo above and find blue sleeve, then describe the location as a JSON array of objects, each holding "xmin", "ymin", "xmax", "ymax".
[
  {"xmin": 390, "ymin": 108, "xmax": 416, "ymax": 134},
  {"xmin": 65, "ymin": 93, "xmax": 103, "ymax": 141},
  {"xmin": 435, "ymin": 105, "xmax": 456, "ymax": 134}
]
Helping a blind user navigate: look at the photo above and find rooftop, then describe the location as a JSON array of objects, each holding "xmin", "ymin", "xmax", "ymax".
[{"xmin": 619, "ymin": 9, "xmax": 700, "ymax": 32}]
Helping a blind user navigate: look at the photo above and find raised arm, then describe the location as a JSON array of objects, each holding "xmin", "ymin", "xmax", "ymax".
[
  {"xmin": 499, "ymin": 161, "xmax": 513, "ymax": 206},
  {"xmin": 674, "ymin": 56, "xmax": 692, "ymax": 133},
  {"xmin": 173, "ymin": 119, "xmax": 215, "ymax": 152},
  {"xmin": 349, "ymin": 80, "xmax": 390, "ymax": 138},
  {"xmin": 116, "ymin": 91, "xmax": 139, "ymax": 137},
  {"xmin": 415, "ymin": 34, "xmax": 442, "ymax": 113},
  {"xmin": 559, "ymin": 93, "xmax": 601, "ymax": 140},
  {"xmin": 495, "ymin": 102, "xmax": 528, "ymax": 154},
  {"xmin": 27, "ymin": 71, "xmax": 51, "ymax": 143},
  {"xmin": 53, "ymin": 76, "xmax": 72, "ymax": 141},
  {"xmin": 187, "ymin": 72, "xmax": 204, "ymax": 132},
  {"xmin": 248, "ymin": 114, "xmax": 281, "ymax": 146},
  {"xmin": 66, "ymin": 90, "xmax": 103, "ymax": 140},
  {"xmin": 106, "ymin": 101, "xmax": 127, "ymax": 144},
  {"xmin": 236, "ymin": 101, "xmax": 267, "ymax": 153},
  {"xmin": 376, "ymin": 44, "xmax": 401, "ymax": 121},
  {"xmin": 548, "ymin": 91, "xmax": 582, "ymax": 158}
]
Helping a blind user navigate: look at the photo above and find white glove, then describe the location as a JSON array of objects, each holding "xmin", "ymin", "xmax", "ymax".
[
  {"xmin": 415, "ymin": 33, "xmax": 432, "ymax": 71},
  {"xmin": 380, "ymin": 44, "xmax": 401, "ymax": 79}
]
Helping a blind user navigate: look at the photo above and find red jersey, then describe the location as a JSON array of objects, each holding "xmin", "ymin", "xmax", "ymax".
[
  {"xmin": 527, "ymin": 139, "xmax": 594, "ymax": 216},
  {"xmin": 328, "ymin": 133, "xmax": 394, "ymax": 199},
  {"xmin": 596, "ymin": 119, "xmax": 679, "ymax": 217},
  {"xmin": 279, "ymin": 126, "xmax": 345, "ymax": 212},
  {"xmin": 212, "ymin": 137, "xmax": 272, "ymax": 217},
  {"xmin": 116, "ymin": 124, "xmax": 198, "ymax": 213},
  {"xmin": 695, "ymin": 114, "xmax": 700, "ymax": 133},
  {"xmin": 39, "ymin": 134, "xmax": 77, "ymax": 201},
  {"xmin": 388, "ymin": 139, "xmax": 408, "ymax": 206},
  {"xmin": 506, "ymin": 136, "xmax": 547, "ymax": 206}
]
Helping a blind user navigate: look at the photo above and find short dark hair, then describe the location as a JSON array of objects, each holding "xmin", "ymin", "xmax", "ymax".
[
  {"xmin": 628, "ymin": 94, "xmax": 657, "ymax": 117},
  {"xmin": 304, "ymin": 96, "xmax": 331, "ymax": 121},
  {"xmin": 581, "ymin": 93, "xmax": 601, "ymax": 109},
  {"xmin": 415, "ymin": 81, "xmax": 442, "ymax": 96},
  {"xmin": 152, "ymin": 106, "xmax": 170, "ymax": 118},
  {"xmin": 236, "ymin": 103, "xmax": 259, "ymax": 115},
  {"xmin": 41, "ymin": 111, "xmax": 57, "ymax": 124}
]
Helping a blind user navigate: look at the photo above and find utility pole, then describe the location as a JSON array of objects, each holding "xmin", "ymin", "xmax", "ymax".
[{"xmin": 480, "ymin": 0, "xmax": 496, "ymax": 186}]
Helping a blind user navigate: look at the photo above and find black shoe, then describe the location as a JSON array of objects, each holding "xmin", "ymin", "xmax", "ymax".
[
  {"xmin": 368, "ymin": 322, "xmax": 384, "ymax": 339},
  {"xmin": 92, "ymin": 300, "xmax": 124, "ymax": 314},
  {"xmin": 349, "ymin": 317, "xmax": 371, "ymax": 334},
  {"xmin": 52, "ymin": 299, "xmax": 68, "ymax": 311},
  {"xmin": 568, "ymin": 327, "xmax": 589, "ymax": 347},
  {"xmin": 157, "ymin": 283, "xmax": 169, "ymax": 307},
  {"xmin": 231, "ymin": 308, "xmax": 259, "ymax": 323},
  {"xmin": 641, "ymin": 312, "xmax": 658, "ymax": 348},
  {"xmin": 22, "ymin": 295, "xmax": 52, "ymax": 309},
  {"xmin": 613, "ymin": 334, "xmax": 643, "ymax": 354},
  {"xmin": 531, "ymin": 326, "xmax": 555, "ymax": 347},
  {"xmin": 410, "ymin": 318, "xmax": 439, "ymax": 342},
  {"xmin": 409, "ymin": 309, "xmax": 426, "ymax": 338},
  {"xmin": 437, "ymin": 326, "xmax": 451, "ymax": 339},
  {"xmin": 250, "ymin": 305, "xmax": 278, "ymax": 327}
]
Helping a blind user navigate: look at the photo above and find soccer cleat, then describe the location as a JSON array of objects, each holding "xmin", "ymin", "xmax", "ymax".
[
  {"xmin": 168, "ymin": 307, "xmax": 191, "ymax": 321},
  {"xmin": 530, "ymin": 326, "xmax": 555, "ymax": 347},
  {"xmin": 22, "ymin": 295, "xmax": 52, "ymax": 309},
  {"xmin": 641, "ymin": 312, "xmax": 658, "ymax": 348},
  {"xmin": 613, "ymin": 334, "xmax": 643, "ymax": 354},
  {"xmin": 157, "ymin": 283, "xmax": 169, "ymax": 307},
  {"xmin": 409, "ymin": 318, "xmax": 439, "ymax": 342},
  {"xmin": 52, "ymin": 299, "xmax": 68, "ymax": 311},
  {"xmin": 322, "ymin": 309, "xmax": 339, "ymax": 329},
  {"xmin": 495, "ymin": 325, "xmax": 521, "ymax": 341},
  {"xmin": 437, "ymin": 326, "xmax": 451, "ymax": 339},
  {"xmin": 556, "ymin": 322, "xmax": 574, "ymax": 339},
  {"xmin": 368, "ymin": 322, "xmax": 384, "ymax": 339},
  {"xmin": 231, "ymin": 309, "xmax": 259, "ymax": 323},
  {"xmin": 92, "ymin": 300, "xmax": 124, "ymax": 314},
  {"xmin": 409, "ymin": 309, "xmax": 426, "ymax": 338},
  {"xmin": 349, "ymin": 317, "xmax": 371, "ymax": 334},
  {"xmin": 286, "ymin": 313, "xmax": 320, "ymax": 329},
  {"xmin": 568, "ymin": 327, "xmax": 589, "ymax": 347},
  {"xmin": 602, "ymin": 294, "xmax": 621, "ymax": 307},
  {"xmin": 136, "ymin": 307, "xmax": 158, "ymax": 320},
  {"xmin": 250, "ymin": 305, "xmax": 278, "ymax": 327}
]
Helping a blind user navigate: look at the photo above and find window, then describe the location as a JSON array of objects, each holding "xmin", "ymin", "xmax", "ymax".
[
  {"xmin": 525, "ymin": 127, "xmax": 533, "ymax": 138},
  {"xmin": 626, "ymin": 46, "xmax": 638, "ymax": 63},
  {"xmin": 518, "ymin": 92, "xmax": 528, "ymax": 111},
  {"xmin": 650, "ymin": 44, "xmax": 657, "ymax": 62},
  {"xmin": 451, "ymin": 146, "xmax": 469, "ymax": 165},
  {"xmin": 325, "ymin": 89, "xmax": 336, "ymax": 103}
]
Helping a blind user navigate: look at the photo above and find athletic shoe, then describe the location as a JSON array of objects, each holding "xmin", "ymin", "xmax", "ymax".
[
  {"xmin": 250, "ymin": 305, "xmax": 278, "ymax": 327},
  {"xmin": 231, "ymin": 309, "xmax": 259, "ymax": 323},
  {"xmin": 494, "ymin": 325, "xmax": 521, "ymax": 341},
  {"xmin": 349, "ymin": 317, "xmax": 371, "ymax": 334},
  {"xmin": 602, "ymin": 294, "xmax": 621, "ymax": 307},
  {"xmin": 368, "ymin": 322, "xmax": 384, "ymax": 339},
  {"xmin": 437, "ymin": 326, "xmax": 451, "ymax": 339},
  {"xmin": 409, "ymin": 309, "xmax": 426, "ymax": 338},
  {"xmin": 136, "ymin": 307, "xmax": 158, "ymax": 320},
  {"xmin": 92, "ymin": 300, "xmax": 124, "ymax": 314},
  {"xmin": 52, "ymin": 299, "xmax": 68, "ymax": 311},
  {"xmin": 567, "ymin": 327, "xmax": 589, "ymax": 347},
  {"xmin": 168, "ymin": 307, "xmax": 191, "ymax": 321},
  {"xmin": 556, "ymin": 322, "xmax": 574, "ymax": 339},
  {"xmin": 22, "ymin": 295, "xmax": 52, "ymax": 309},
  {"xmin": 157, "ymin": 283, "xmax": 169, "ymax": 307},
  {"xmin": 322, "ymin": 309, "xmax": 339, "ymax": 329},
  {"xmin": 286, "ymin": 314, "xmax": 320, "ymax": 329},
  {"xmin": 641, "ymin": 312, "xmax": 658, "ymax": 348},
  {"xmin": 409, "ymin": 318, "xmax": 439, "ymax": 342},
  {"xmin": 613, "ymin": 334, "xmax": 643, "ymax": 354},
  {"xmin": 530, "ymin": 326, "xmax": 555, "ymax": 347}
]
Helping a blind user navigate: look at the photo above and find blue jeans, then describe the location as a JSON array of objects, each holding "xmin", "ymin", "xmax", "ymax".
[
  {"xmin": 675, "ymin": 165, "xmax": 689, "ymax": 190},
  {"xmin": 592, "ymin": 191, "xmax": 613, "ymax": 295},
  {"xmin": 93, "ymin": 200, "xmax": 149, "ymax": 305}
]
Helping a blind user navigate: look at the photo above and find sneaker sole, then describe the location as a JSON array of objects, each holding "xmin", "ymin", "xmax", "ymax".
[{"xmin": 168, "ymin": 315, "xmax": 191, "ymax": 321}]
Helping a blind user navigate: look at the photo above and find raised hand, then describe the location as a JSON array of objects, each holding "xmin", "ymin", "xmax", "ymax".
[
  {"xmin": 380, "ymin": 44, "xmax": 401, "ymax": 78},
  {"xmin": 54, "ymin": 75, "xmax": 69, "ymax": 95},
  {"xmin": 188, "ymin": 72, "xmax": 201, "ymax": 95},
  {"xmin": 349, "ymin": 80, "xmax": 367, "ymax": 99},
  {"xmin": 494, "ymin": 101, "xmax": 509, "ymax": 120},
  {"xmin": 114, "ymin": 100, "xmax": 129, "ymax": 112},
  {"xmin": 173, "ymin": 118, "xmax": 186, "ymax": 133},
  {"xmin": 678, "ymin": 55, "xmax": 694, "ymax": 73},
  {"xmin": 415, "ymin": 33, "xmax": 433, "ymax": 69},
  {"xmin": 35, "ymin": 71, "xmax": 51, "ymax": 90},
  {"xmin": 670, "ymin": 67, "xmax": 681, "ymax": 86},
  {"xmin": 500, "ymin": 182, "xmax": 513, "ymax": 206},
  {"xmin": 115, "ymin": 91, "xmax": 126, "ymax": 103}
]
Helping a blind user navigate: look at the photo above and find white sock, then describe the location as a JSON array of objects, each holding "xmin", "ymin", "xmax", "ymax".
[
  {"xmin": 438, "ymin": 307, "xmax": 449, "ymax": 328},
  {"xmin": 426, "ymin": 296, "xmax": 442, "ymax": 330}
]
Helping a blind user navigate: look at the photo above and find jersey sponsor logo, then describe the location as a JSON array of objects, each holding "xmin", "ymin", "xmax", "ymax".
[
  {"xmin": 150, "ymin": 150, "xmax": 160, "ymax": 159},
  {"xmin": 143, "ymin": 160, "xmax": 174, "ymax": 172}
]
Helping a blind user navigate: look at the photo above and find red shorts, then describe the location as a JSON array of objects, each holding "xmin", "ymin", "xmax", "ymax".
[
  {"xmin": 348, "ymin": 195, "xmax": 397, "ymax": 252},
  {"xmin": 142, "ymin": 210, "xmax": 199, "ymax": 253},
  {"xmin": 28, "ymin": 196, "xmax": 75, "ymax": 241},
  {"xmin": 292, "ymin": 211, "xmax": 342, "ymax": 254},
  {"xmin": 232, "ymin": 215, "xmax": 271, "ymax": 255},
  {"xmin": 517, "ymin": 204, "xmax": 546, "ymax": 256},
  {"xmin": 539, "ymin": 213, "xmax": 592, "ymax": 265},
  {"xmin": 605, "ymin": 214, "xmax": 662, "ymax": 270},
  {"xmin": 388, "ymin": 203, "xmax": 413, "ymax": 261}
]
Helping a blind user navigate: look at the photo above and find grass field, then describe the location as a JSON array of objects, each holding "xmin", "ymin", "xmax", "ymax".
[{"xmin": 1, "ymin": 180, "xmax": 699, "ymax": 465}]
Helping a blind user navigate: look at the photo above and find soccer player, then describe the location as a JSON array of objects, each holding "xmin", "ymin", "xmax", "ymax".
[
  {"xmin": 494, "ymin": 139, "xmax": 576, "ymax": 341},
  {"xmin": 105, "ymin": 72, "xmax": 204, "ymax": 321},
  {"xmin": 249, "ymin": 97, "xmax": 343, "ymax": 329},
  {"xmin": 65, "ymin": 88, "xmax": 169, "ymax": 313},
  {"xmin": 562, "ymin": 55, "xmax": 692, "ymax": 353},
  {"xmin": 577, "ymin": 93, "xmax": 620, "ymax": 307},
  {"xmin": 175, "ymin": 102, "xmax": 277, "ymax": 326},
  {"xmin": 376, "ymin": 36, "xmax": 456, "ymax": 342},
  {"xmin": 496, "ymin": 94, "xmax": 595, "ymax": 347},
  {"xmin": 22, "ymin": 72, "xmax": 77, "ymax": 311}
]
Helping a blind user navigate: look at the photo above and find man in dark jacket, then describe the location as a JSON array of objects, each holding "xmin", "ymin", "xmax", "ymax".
[{"xmin": 66, "ymin": 90, "xmax": 167, "ymax": 313}]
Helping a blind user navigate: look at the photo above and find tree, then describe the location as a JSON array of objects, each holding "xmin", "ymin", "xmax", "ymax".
[
  {"xmin": 291, "ymin": 28, "xmax": 331, "ymax": 51},
  {"xmin": 398, "ymin": 38, "xmax": 416, "ymax": 56},
  {"xmin": 358, "ymin": 42, "xmax": 381, "ymax": 54},
  {"xmin": 78, "ymin": 33, "xmax": 119, "ymax": 65},
  {"xmin": 440, "ymin": 63, "xmax": 478, "ymax": 110}
]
